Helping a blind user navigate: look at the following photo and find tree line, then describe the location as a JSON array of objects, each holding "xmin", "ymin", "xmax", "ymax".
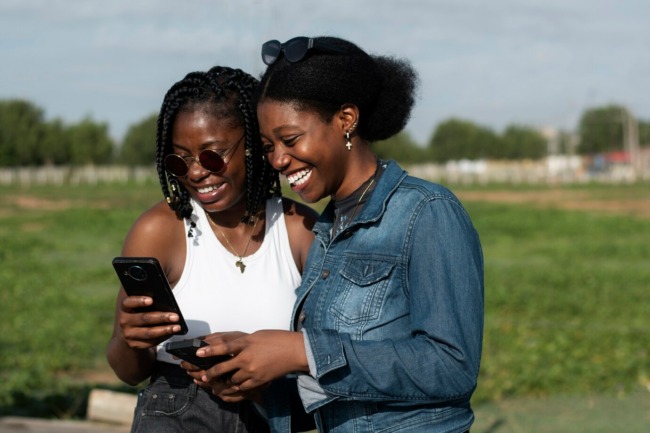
[{"xmin": 1, "ymin": 99, "xmax": 648, "ymax": 167}]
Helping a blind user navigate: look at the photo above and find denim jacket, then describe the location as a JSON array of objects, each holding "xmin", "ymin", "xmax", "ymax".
[{"xmin": 271, "ymin": 160, "xmax": 484, "ymax": 433}]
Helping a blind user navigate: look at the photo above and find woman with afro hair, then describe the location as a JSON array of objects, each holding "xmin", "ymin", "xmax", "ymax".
[{"xmin": 199, "ymin": 37, "xmax": 484, "ymax": 433}]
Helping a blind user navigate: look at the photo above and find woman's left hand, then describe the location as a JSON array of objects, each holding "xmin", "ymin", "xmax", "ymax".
[{"xmin": 187, "ymin": 366, "xmax": 263, "ymax": 403}]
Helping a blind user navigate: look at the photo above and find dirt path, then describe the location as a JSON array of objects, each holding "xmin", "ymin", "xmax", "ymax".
[
  {"xmin": 457, "ymin": 189, "xmax": 650, "ymax": 219},
  {"xmin": 3, "ymin": 188, "xmax": 649, "ymax": 219}
]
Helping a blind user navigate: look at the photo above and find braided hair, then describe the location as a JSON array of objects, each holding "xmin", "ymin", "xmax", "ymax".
[{"xmin": 156, "ymin": 66, "xmax": 281, "ymax": 235}]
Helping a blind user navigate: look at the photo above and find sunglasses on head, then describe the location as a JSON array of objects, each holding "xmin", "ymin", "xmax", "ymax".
[
  {"xmin": 164, "ymin": 135, "xmax": 244, "ymax": 177},
  {"xmin": 261, "ymin": 36, "xmax": 345, "ymax": 66}
]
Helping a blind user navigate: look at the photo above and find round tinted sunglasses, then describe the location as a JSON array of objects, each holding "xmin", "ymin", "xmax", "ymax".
[
  {"xmin": 261, "ymin": 36, "xmax": 345, "ymax": 65},
  {"xmin": 164, "ymin": 135, "xmax": 244, "ymax": 177}
]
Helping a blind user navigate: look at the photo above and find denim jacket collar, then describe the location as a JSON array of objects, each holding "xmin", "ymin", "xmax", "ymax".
[{"xmin": 313, "ymin": 160, "xmax": 407, "ymax": 242}]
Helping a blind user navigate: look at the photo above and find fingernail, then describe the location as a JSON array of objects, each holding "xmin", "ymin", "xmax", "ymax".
[
  {"xmin": 169, "ymin": 314, "xmax": 179, "ymax": 322},
  {"xmin": 172, "ymin": 325, "xmax": 181, "ymax": 332}
]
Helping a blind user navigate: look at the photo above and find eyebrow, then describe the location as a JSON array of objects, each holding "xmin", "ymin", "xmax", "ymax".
[
  {"xmin": 271, "ymin": 124, "xmax": 300, "ymax": 135},
  {"xmin": 171, "ymin": 139, "xmax": 230, "ymax": 152}
]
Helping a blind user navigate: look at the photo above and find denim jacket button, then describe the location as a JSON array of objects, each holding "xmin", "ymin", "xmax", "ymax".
[
  {"xmin": 321, "ymin": 269, "xmax": 330, "ymax": 279},
  {"xmin": 299, "ymin": 312, "xmax": 307, "ymax": 323}
]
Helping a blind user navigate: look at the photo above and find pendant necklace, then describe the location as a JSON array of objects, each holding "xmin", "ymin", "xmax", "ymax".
[
  {"xmin": 332, "ymin": 171, "xmax": 376, "ymax": 236},
  {"xmin": 348, "ymin": 178, "xmax": 374, "ymax": 223},
  {"xmin": 205, "ymin": 211, "xmax": 259, "ymax": 273}
]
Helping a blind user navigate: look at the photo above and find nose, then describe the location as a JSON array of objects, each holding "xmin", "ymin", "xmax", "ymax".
[
  {"xmin": 187, "ymin": 156, "xmax": 210, "ymax": 179},
  {"xmin": 267, "ymin": 147, "xmax": 291, "ymax": 172}
]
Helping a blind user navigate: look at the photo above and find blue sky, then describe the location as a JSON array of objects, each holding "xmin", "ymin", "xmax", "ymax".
[{"xmin": 1, "ymin": 0, "xmax": 648, "ymax": 145}]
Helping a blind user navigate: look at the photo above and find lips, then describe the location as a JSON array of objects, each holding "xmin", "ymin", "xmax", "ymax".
[
  {"xmin": 197, "ymin": 184, "xmax": 222, "ymax": 194},
  {"xmin": 286, "ymin": 168, "xmax": 312, "ymax": 186},
  {"xmin": 194, "ymin": 182, "xmax": 227, "ymax": 203}
]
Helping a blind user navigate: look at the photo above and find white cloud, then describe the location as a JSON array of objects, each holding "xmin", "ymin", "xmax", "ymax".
[{"xmin": 0, "ymin": 0, "xmax": 648, "ymax": 143}]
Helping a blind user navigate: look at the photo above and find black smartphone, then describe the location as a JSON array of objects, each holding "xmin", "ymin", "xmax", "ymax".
[
  {"xmin": 165, "ymin": 338, "xmax": 231, "ymax": 370},
  {"xmin": 112, "ymin": 256, "xmax": 188, "ymax": 335}
]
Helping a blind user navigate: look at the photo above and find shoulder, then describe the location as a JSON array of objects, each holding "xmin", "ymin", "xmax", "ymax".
[
  {"xmin": 398, "ymin": 174, "xmax": 461, "ymax": 204},
  {"xmin": 131, "ymin": 201, "xmax": 184, "ymax": 236},
  {"xmin": 122, "ymin": 200, "xmax": 186, "ymax": 258},
  {"xmin": 395, "ymin": 176, "xmax": 476, "ymax": 232},
  {"xmin": 280, "ymin": 197, "xmax": 319, "ymax": 232},
  {"xmin": 380, "ymin": 160, "xmax": 459, "ymax": 204},
  {"xmin": 382, "ymin": 174, "xmax": 471, "ymax": 226}
]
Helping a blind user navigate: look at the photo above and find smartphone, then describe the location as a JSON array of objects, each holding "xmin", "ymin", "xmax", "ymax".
[
  {"xmin": 165, "ymin": 338, "xmax": 231, "ymax": 370},
  {"xmin": 112, "ymin": 256, "xmax": 188, "ymax": 335}
]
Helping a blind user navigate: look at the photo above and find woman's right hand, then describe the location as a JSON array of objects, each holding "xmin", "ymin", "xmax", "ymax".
[{"xmin": 117, "ymin": 295, "xmax": 183, "ymax": 349}]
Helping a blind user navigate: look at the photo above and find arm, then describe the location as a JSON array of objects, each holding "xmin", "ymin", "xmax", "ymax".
[
  {"xmin": 304, "ymin": 197, "xmax": 484, "ymax": 403},
  {"xmin": 106, "ymin": 202, "xmax": 187, "ymax": 385}
]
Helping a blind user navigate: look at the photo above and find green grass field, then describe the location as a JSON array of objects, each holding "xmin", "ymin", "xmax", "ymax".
[{"xmin": 1, "ymin": 181, "xmax": 649, "ymax": 430}]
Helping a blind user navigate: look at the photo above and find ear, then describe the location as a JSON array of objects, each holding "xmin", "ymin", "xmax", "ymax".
[{"xmin": 336, "ymin": 104, "xmax": 360, "ymax": 133}]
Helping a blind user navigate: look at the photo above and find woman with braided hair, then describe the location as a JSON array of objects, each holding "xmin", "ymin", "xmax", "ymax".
[{"xmin": 106, "ymin": 66, "xmax": 317, "ymax": 432}]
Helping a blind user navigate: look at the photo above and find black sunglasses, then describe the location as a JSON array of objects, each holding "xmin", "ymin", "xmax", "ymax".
[
  {"xmin": 261, "ymin": 36, "xmax": 345, "ymax": 65},
  {"xmin": 164, "ymin": 135, "xmax": 244, "ymax": 177}
]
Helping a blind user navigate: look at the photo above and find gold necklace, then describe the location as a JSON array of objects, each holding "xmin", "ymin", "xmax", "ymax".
[
  {"xmin": 350, "ymin": 178, "xmax": 374, "ymax": 221},
  {"xmin": 334, "ymin": 176, "xmax": 375, "ymax": 235},
  {"xmin": 205, "ymin": 211, "xmax": 260, "ymax": 273}
]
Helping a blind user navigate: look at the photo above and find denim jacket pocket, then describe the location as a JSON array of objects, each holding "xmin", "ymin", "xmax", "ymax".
[{"xmin": 330, "ymin": 258, "xmax": 395, "ymax": 327}]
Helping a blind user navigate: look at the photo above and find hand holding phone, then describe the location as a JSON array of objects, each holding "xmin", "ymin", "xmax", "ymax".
[
  {"xmin": 112, "ymin": 257, "xmax": 188, "ymax": 335},
  {"xmin": 165, "ymin": 338, "xmax": 231, "ymax": 370}
]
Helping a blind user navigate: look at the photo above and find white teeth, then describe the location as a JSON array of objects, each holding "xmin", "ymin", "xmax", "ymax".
[
  {"xmin": 287, "ymin": 168, "xmax": 312, "ymax": 186},
  {"xmin": 197, "ymin": 185, "xmax": 219, "ymax": 194}
]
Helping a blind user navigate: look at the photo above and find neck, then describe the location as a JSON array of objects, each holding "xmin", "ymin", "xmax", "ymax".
[
  {"xmin": 203, "ymin": 202, "xmax": 249, "ymax": 228},
  {"xmin": 333, "ymin": 150, "xmax": 378, "ymax": 201}
]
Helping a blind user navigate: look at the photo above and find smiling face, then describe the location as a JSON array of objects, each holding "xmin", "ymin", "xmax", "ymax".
[
  {"xmin": 171, "ymin": 109, "xmax": 247, "ymax": 215},
  {"xmin": 258, "ymin": 100, "xmax": 355, "ymax": 203}
]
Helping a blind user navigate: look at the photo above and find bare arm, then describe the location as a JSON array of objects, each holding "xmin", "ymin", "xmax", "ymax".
[{"xmin": 106, "ymin": 201, "xmax": 186, "ymax": 385}]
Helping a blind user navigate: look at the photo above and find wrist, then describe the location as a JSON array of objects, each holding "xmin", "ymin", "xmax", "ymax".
[{"xmin": 294, "ymin": 330, "xmax": 311, "ymax": 374}]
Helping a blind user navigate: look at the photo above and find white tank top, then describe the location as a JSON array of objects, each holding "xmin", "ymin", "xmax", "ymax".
[{"xmin": 156, "ymin": 197, "xmax": 302, "ymax": 364}]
